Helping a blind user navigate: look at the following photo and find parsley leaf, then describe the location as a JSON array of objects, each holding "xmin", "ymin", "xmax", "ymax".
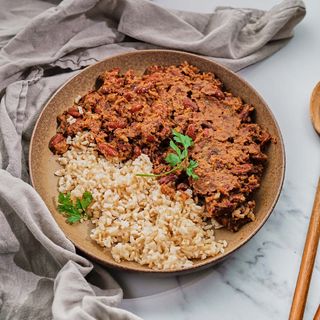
[
  {"xmin": 186, "ymin": 160, "xmax": 199, "ymax": 180},
  {"xmin": 181, "ymin": 148, "xmax": 188, "ymax": 160},
  {"xmin": 137, "ymin": 129, "xmax": 199, "ymax": 180},
  {"xmin": 188, "ymin": 159, "xmax": 198, "ymax": 170},
  {"xmin": 67, "ymin": 215, "xmax": 83, "ymax": 224},
  {"xmin": 165, "ymin": 153, "xmax": 181, "ymax": 167},
  {"xmin": 169, "ymin": 140, "xmax": 181, "ymax": 158},
  {"xmin": 80, "ymin": 191, "xmax": 93, "ymax": 210},
  {"xmin": 173, "ymin": 130, "xmax": 193, "ymax": 149},
  {"xmin": 57, "ymin": 191, "xmax": 93, "ymax": 224}
]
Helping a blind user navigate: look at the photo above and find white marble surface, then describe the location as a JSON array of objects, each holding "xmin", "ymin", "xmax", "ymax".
[{"xmin": 114, "ymin": 0, "xmax": 320, "ymax": 319}]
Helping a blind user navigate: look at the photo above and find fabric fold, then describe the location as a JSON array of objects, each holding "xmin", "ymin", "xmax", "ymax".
[{"xmin": 117, "ymin": 0, "xmax": 305, "ymax": 58}]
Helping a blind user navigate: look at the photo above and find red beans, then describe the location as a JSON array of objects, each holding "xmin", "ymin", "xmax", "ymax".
[
  {"xmin": 158, "ymin": 174, "xmax": 177, "ymax": 185},
  {"xmin": 67, "ymin": 106, "xmax": 81, "ymax": 118},
  {"xmin": 129, "ymin": 104, "xmax": 143, "ymax": 113},
  {"xmin": 133, "ymin": 146, "xmax": 142, "ymax": 157},
  {"xmin": 97, "ymin": 143, "xmax": 118, "ymax": 157},
  {"xmin": 49, "ymin": 133, "xmax": 64, "ymax": 150},
  {"xmin": 186, "ymin": 124, "xmax": 196, "ymax": 139},
  {"xmin": 106, "ymin": 120, "xmax": 127, "ymax": 129},
  {"xmin": 182, "ymin": 97, "xmax": 198, "ymax": 111},
  {"xmin": 48, "ymin": 133, "xmax": 68, "ymax": 154},
  {"xmin": 146, "ymin": 135, "xmax": 156, "ymax": 142}
]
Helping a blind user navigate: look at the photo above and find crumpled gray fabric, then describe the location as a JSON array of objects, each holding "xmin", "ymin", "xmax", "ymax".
[{"xmin": 0, "ymin": 0, "xmax": 305, "ymax": 319}]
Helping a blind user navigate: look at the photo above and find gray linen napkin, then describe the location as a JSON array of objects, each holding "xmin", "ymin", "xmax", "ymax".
[{"xmin": 0, "ymin": 0, "xmax": 305, "ymax": 319}]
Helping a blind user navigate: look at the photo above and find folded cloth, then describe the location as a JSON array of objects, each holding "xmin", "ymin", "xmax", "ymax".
[{"xmin": 0, "ymin": 0, "xmax": 305, "ymax": 319}]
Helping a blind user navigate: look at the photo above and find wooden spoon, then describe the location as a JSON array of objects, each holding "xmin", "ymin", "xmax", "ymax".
[{"xmin": 289, "ymin": 83, "xmax": 320, "ymax": 320}]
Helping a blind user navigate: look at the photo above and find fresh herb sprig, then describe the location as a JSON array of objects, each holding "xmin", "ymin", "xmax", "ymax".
[
  {"xmin": 137, "ymin": 130, "xmax": 199, "ymax": 180},
  {"xmin": 57, "ymin": 191, "xmax": 93, "ymax": 224}
]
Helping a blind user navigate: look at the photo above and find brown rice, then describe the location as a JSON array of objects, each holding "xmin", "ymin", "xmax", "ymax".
[{"xmin": 55, "ymin": 132, "xmax": 227, "ymax": 270}]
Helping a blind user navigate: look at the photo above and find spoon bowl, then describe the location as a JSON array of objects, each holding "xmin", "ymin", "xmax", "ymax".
[{"xmin": 310, "ymin": 82, "xmax": 320, "ymax": 134}]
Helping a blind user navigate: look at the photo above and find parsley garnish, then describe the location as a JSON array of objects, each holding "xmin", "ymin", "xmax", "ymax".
[
  {"xmin": 137, "ymin": 130, "xmax": 199, "ymax": 180},
  {"xmin": 57, "ymin": 191, "xmax": 93, "ymax": 224}
]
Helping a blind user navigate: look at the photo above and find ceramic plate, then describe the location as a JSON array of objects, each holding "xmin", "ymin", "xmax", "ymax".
[{"xmin": 29, "ymin": 50, "xmax": 285, "ymax": 274}]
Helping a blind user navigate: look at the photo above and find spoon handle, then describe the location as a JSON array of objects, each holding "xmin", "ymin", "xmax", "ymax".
[
  {"xmin": 314, "ymin": 305, "xmax": 320, "ymax": 320},
  {"xmin": 289, "ymin": 178, "xmax": 320, "ymax": 320}
]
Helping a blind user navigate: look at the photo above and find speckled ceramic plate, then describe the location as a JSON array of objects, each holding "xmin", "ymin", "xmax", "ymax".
[{"xmin": 29, "ymin": 50, "xmax": 285, "ymax": 274}]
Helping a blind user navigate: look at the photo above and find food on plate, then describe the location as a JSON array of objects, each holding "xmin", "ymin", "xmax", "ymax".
[
  {"xmin": 55, "ymin": 132, "xmax": 226, "ymax": 270},
  {"xmin": 50, "ymin": 62, "xmax": 271, "ymax": 269}
]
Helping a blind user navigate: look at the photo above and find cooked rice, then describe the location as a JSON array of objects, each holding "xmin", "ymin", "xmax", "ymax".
[{"xmin": 55, "ymin": 132, "xmax": 227, "ymax": 270}]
